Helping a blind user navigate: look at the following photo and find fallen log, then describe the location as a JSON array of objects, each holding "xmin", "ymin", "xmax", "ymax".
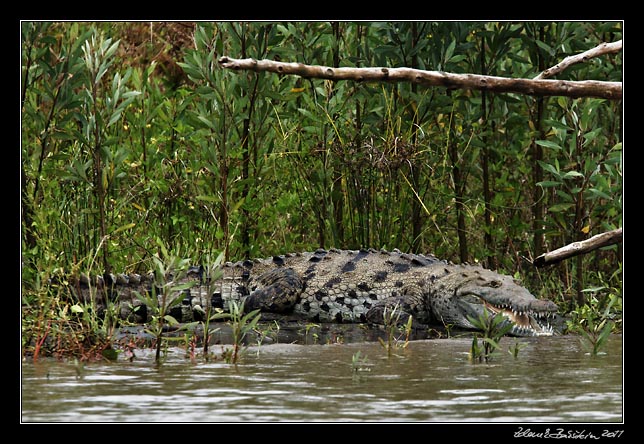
[
  {"xmin": 533, "ymin": 228, "xmax": 622, "ymax": 267},
  {"xmin": 218, "ymin": 56, "xmax": 622, "ymax": 100}
]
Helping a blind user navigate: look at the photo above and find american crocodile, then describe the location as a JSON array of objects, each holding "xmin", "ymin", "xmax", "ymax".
[{"xmin": 61, "ymin": 248, "xmax": 560, "ymax": 337}]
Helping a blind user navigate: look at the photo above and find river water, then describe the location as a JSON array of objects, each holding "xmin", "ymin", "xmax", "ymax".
[{"xmin": 21, "ymin": 332, "xmax": 622, "ymax": 423}]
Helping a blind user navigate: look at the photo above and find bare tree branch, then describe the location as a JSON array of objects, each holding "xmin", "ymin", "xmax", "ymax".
[
  {"xmin": 218, "ymin": 56, "xmax": 622, "ymax": 100},
  {"xmin": 534, "ymin": 40, "xmax": 622, "ymax": 80},
  {"xmin": 533, "ymin": 228, "xmax": 622, "ymax": 267}
]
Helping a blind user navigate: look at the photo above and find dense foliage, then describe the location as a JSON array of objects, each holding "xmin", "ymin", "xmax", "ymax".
[{"xmin": 21, "ymin": 22, "xmax": 622, "ymax": 357}]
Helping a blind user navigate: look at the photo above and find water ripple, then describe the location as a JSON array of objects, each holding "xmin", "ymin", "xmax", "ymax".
[{"xmin": 21, "ymin": 334, "xmax": 622, "ymax": 422}]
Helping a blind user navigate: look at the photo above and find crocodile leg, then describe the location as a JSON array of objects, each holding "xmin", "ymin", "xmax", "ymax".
[
  {"xmin": 244, "ymin": 267, "xmax": 304, "ymax": 313},
  {"xmin": 364, "ymin": 283, "xmax": 432, "ymax": 327}
]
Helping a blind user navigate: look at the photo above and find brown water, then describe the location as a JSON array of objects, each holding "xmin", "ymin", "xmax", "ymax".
[{"xmin": 21, "ymin": 333, "xmax": 622, "ymax": 423}]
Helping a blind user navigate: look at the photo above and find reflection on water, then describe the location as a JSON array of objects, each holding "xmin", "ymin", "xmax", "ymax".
[{"xmin": 21, "ymin": 334, "xmax": 622, "ymax": 423}]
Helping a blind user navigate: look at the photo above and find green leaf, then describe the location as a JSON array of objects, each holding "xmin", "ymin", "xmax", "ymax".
[
  {"xmin": 538, "ymin": 160, "xmax": 560, "ymax": 177},
  {"xmin": 297, "ymin": 107, "xmax": 316, "ymax": 119},
  {"xmin": 556, "ymin": 189, "xmax": 573, "ymax": 202},
  {"xmin": 583, "ymin": 128, "xmax": 602, "ymax": 145},
  {"xmin": 196, "ymin": 114, "xmax": 217, "ymax": 130},
  {"xmin": 107, "ymin": 110, "xmax": 123, "ymax": 127},
  {"xmin": 134, "ymin": 290, "xmax": 157, "ymax": 310},
  {"xmin": 536, "ymin": 180, "xmax": 562, "ymax": 188},
  {"xmin": 598, "ymin": 321, "xmax": 613, "ymax": 342},
  {"xmin": 535, "ymin": 40, "xmax": 554, "ymax": 56},
  {"xmin": 551, "ymin": 120, "xmax": 573, "ymax": 133},
  {"xmin": 175, "ymin": 321, "xmax": 200, "ymax": 332},
  {"xmin": 444, "ymin": 39, "xmax": 456, "ymax": 63},
  {"xmin": 209, "ymin": 310, "xmax": 231, "ymax": 322},
  {"xmin": 276, "ymin": 24, "xmax": 291, "ymax": 38},
  {"xmin": 163, "ymin": 314, "xmax": 180, "ymax": 326},
  {"xmin": 122, "ymin": 90, "xmax": 142, "ymax": 99},
  {"xmin": 168, "ymin": 281, "xmax": 197, "ymax": 293},
  {"xmin": 582, "ymin": 286, "xmax": 608, "ymax": 293},
  {"xmin": 176, "ymin": 61, "xmax": 202, "ymax": 81},
  {"xmin": 104, "ymin": 39, "xmax": 120, "ymax": 60},
  {"xmin": 195, "ymin": 195, "xmax": 220, "ymax": 202},
  {"xmin": 535, "ymin": 140, "xmax": 562, "ymax": 150},
  {"xmin": 562, "ymin": 170, "xmax": 584, "ymax": 180},
  {"xmin": 549, "ymin": 203, "xmax": 574, "ymax": 212},
  {"xmin": 587, "ymin": 188, "xmax": 612, "ymax": 200},
  {"xmin": 241, "ymin": 309, "xmax": 262, "ymax": 325},
  {"xmin": 481, "ymin": 337, "xmax": 500, "ymax": 349},
  {"xmin": 448, "ymin": 54, "xmax": 467, "ymax": 64},
  {"xmin": 112, "ymin": 223, "xmax": 136, "ymax": 235}
]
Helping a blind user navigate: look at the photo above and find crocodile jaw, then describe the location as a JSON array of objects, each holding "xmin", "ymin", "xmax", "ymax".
[
  {"xmin": 445, "ymin": 276, "xmax": 559, "ymax": 337},
  {"xmin": 482, "ymin": 301, "xmax": 556, "ymax": 337}
]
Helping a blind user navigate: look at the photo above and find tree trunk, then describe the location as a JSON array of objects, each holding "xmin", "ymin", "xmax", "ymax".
[
  {"xmin": 409, "ymin": 22, "xmax": 424, "ymax": 253},
  {"xmin": 331, "ymin": 21, "xmax": 345, "ymax": 247},
  {"xmin": 531, "ymin": 97, "xmax": 546, "ymax": 259},
  {"xmin": 21, "ymin": 165, "xmax": 36, "ymax": 250},
  {"xmin": 448, "ymin": 107, "xmax": 469, "ymax": 263},
  {"xmin": 479, "ymin": 33, "xmax": 496, "ymax": 270}
]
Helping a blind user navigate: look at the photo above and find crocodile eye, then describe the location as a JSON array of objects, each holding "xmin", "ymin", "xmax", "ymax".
[
  {"xmin": 488, "ymin": 280, "xmax": 502, "ymax": 288},
  {"xmin": 461, "ymin": 294, "xmax": 483, "ymax": 304}
]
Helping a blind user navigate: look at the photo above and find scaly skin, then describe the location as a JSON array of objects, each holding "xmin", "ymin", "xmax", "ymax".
[{"xmin": 61, "ymin": 248, "xmax": 560, "ymax": 336}]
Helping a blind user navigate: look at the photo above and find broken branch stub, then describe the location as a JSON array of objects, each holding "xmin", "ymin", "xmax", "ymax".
[
  {"xmin": 533, "ymin": 228, "xmax": 622, "ymax": 267},
  {"xmin": 535, "ymin": 40, "xmax": 622, "ymax": 80}
]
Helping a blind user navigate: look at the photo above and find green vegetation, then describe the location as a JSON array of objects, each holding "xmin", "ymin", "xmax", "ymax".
[
  {"xmin": 302, "ymin": 323, "xmax": 321, "ymax": 345},
  {"xmin": 468, "ymin": 311, "xmax": 515, "ymax": 363},
  {"xmin": 377, "ymin": 303, "xmax": 413, "ymax": 357},
  {"xmin": 133, "ymin": 242, "xmax": 197, "ymax": 364},
  {"xmin": 194, "ymin": 253, "xmax": 225, "ymax": 358},
  {"xmin": 21, "ymin": 22, "xmax": 622, "ymax": 360},
  {"xmin": 567, "ymin": 282, "xmax": 621, "ymax": 355},
  {"xmin": 508, "ymin": 341, "xmax": 527, "ymax": 359},
  {"xmin": 351, "ymin": 350, "xmax": 371, "ymax": 381},
  {"xmin": 210, "ymin": 300, "xmax": 262, "ymax": 364}
]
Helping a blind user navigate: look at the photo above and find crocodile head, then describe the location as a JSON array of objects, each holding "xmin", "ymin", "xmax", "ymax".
[{"xmin": 428, "ymin": 266, "xmax": 559, "ymax": 337}]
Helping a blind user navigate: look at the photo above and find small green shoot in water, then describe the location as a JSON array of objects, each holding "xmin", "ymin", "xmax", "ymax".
[
  {"xmin": 134, "ymin": 244, "xmax": 196, "ymax": 366},
  {"xmin": 468, "ymin": 310, "xmax": 514, "ymax": 363},
  {"xmin": 378, "ymin": 303, "xmax": 413, "ymax": 357},
  {"xmin": 508, "ymin": 341, "xmax": 526, "ymax": 359},
  {"xmin": 351, "ymin": 351, "xmax": 371, "ymax": 381},
  {"xmin": 209, "ymin": 300, "xmax": 261, "ymax": 364}
]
